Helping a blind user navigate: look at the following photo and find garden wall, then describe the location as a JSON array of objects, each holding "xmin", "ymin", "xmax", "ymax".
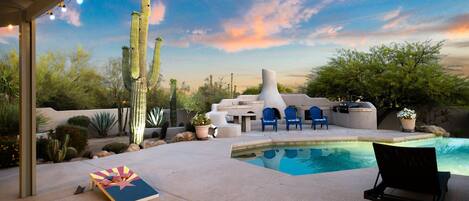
[{"xmin": 37, "ymin": 108, "xmax": 192, "ymax": 136}]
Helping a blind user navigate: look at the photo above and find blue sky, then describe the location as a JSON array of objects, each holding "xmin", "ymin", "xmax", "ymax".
[{"xmin": 1, "ymin": 0, "xmax": 469, "ymax": 90}]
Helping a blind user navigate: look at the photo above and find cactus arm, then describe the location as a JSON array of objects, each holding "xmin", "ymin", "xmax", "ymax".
[
  {"xmin": 139, "ymin": 0, "xmax": 150, "ymax": 78},
  {"xmin": 122, "ymin": 46, "xmax": 132, "ymax": 91},
  {"xmin": 130, "ymin": 12, "xmax": 140, "ymax": 79},
  {"xmin": 148, "ymin": 37, "xmax": 162, "ymax": 89}
]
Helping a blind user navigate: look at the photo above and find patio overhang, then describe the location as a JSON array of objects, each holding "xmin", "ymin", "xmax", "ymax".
[{"xmin": 0, "ymin": 0, "xmax": 61, "ymax": 198}]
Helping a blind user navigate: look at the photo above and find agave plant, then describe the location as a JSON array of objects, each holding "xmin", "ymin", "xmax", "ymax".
[
  {"xmin": 90, "ymin": 112, "xmax": 117, "ymax": 137},
  {"xmin": 147, "ymin": 107, "xmax": 164, "ymax": 128}
]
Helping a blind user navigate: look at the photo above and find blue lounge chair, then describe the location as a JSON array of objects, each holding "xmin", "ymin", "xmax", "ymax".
[
  {"xmin": 284, "ymin": 106, "xmax": 302, "ymax": 131},
  {"xmin": 261, "ymin": 107, "xmax": 277, "ymax": 132},
  {"xmin": 309, "ymin": 106, "xmax": 328, "ymax": 130}
]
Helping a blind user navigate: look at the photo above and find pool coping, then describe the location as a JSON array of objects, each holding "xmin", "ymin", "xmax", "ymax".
[{"xmin": 230, "ymin": 133, "xmax": 437, "ymax": 153}]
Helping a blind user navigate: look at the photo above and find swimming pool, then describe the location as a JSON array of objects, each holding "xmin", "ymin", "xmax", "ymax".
[{"xmin": 232, "ymin": 137, "xmax": 469, "ymax": 176}]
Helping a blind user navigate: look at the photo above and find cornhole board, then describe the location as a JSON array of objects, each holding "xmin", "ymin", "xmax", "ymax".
[{"xmin": 89, "ymin": 166, "xmax": 159, "ymax": 201}]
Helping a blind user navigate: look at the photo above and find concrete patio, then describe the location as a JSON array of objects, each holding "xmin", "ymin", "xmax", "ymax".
[{"xmin": 1, "ymin": 125, "xmax": 468, "ymax": 201}]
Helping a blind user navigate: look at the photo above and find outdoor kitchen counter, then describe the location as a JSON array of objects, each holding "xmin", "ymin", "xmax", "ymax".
[{"xmin": 331, "ymin": 103, "xmax": 377, "ymax": 130}]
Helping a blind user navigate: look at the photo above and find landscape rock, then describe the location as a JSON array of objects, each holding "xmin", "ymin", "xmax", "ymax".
[
  {"xmin": 94, "ymin": 150, "xmax": 115, "ymax": 158},
  {"xmin": 126, "ymin": 143, "xmax": 141, "ymax": 152},
  {"xmin": 172, "ymin": 132, "xmax": 195, "ymax": 142},
  {"xmin": 143, "ymin": 139, "xmax": 167, "ymax": 148},
  {"xmin": 417, "ymin": 125, "xmax": 450, "ymax": 137}
]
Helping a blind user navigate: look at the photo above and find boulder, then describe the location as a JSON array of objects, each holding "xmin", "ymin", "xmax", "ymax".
[
  {"xmin": 126, "ymin": 143, "xmax": 141, "ymax": 152},
  {"xmin": 417, "ymin": 125, "xmax": 450, "ymax": 137},
  {"xmin": 94, "ymin": 150, "xmax": 115, "ymax": 158},
  {"xmin": 143, "ymin": 139, "xmax": 167, "ymax": 148},
  {"xmin": 172, "ymin": 132, "xmax": 195, "ymax": 142}
]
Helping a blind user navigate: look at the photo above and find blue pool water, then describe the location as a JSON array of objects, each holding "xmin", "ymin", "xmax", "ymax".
[{"xmin": 233, "ymin": 137, "xmax": 469, "ymax": 176}]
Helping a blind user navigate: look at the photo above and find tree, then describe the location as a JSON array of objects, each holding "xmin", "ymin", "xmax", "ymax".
[
  {"xmin": 304, "ymin": 41, "xmax": 469, "ymax": 125},
  {"xmin": 242, "ymin": 83, "xmax": 294, "ymax": 95},
  {"xmin": 191, "ymin": 75, "xmax": 233, "ymax": 112},
  {"xmin": 0, "ymin": 50, "xmax": 19, "ymax": 102}
]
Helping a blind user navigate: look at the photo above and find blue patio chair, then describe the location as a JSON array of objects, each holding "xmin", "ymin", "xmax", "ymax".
[
  {"xmin": 261, "ymin": 107, "xmax": 277, "ymax": 132},
  {"xmin": 309, "ymin": 106, "xmax": 328, "ymax": 130},
  {"xmin": 284, "ymin": 106, "xmax": 302, "ymax": 131}
]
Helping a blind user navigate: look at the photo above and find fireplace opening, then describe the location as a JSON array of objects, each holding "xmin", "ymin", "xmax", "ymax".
[
  {"xmin": 272, "ymin": 108, "xmax": 281, "ymax": 119},
  {"xmin": 247, "ymin": 111, "xmax": 256, "ymax": 120}
]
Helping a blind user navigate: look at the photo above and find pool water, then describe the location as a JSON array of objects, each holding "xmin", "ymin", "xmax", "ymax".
[{"xmin": 233, "ymin": 138, "xmax": 469, "ymax": 176}]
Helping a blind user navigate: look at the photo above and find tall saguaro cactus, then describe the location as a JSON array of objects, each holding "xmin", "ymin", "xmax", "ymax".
[
  {"xmin": 169, "ymin": 79, "xmax": 177, "ymax": 127},
  {"xmin": 122, "ymin": 0, "xmax": 163, "ymax": 145}
]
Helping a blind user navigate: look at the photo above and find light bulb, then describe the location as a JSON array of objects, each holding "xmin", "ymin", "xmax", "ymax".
[
  {"xmin": 49, "ymin": 14, "xmax": 55, "ymax": 20},
  {"xmin": 61, "ymin": 6, "xmax": 67, "ymax": 13},
  {"xmin": 7, "ymin": 24, "xmax": 13, "ymax": 30},
  {"xmin": 76, "ymin": 0, "xmax": 83, "ymax": 4}
]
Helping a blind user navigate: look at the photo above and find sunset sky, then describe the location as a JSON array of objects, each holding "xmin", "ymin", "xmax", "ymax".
[{"xmin": 1, "ymin": 0, "xmax": 469, "ymax": 90}]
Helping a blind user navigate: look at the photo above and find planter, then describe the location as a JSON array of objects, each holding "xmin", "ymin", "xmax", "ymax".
[
  {"xmin": 400, "ymin": 118, "xmax": 416, "ymax": 132},
  {"xmin": 195, "ymin": 125, "xmax": 210, "ymax": 140}
]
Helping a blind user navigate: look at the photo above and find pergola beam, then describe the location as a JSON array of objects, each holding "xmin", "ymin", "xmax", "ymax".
[{"xmin": 0, "ymin": 0, "xmax": 61, "ymax": 27}]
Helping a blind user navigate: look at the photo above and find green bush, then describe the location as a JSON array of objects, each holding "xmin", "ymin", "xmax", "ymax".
[
  {"xmin": 55, "ymin": 125, "xmax": 88, "ymax": 153},
  {"xmin": 67, "ymin": 115, "xmax": 91, "ymax": 128},
  {"xmin": 0, "ymin": 103, "xmax": 19, "ymax": 136},
  {"xmin": 65, "ymin": 147, "xmax": 78, "ymax": 161},
  {"xmin": 36, "ymin": 137, "xmax": 50, "ymax": 160},
  {"xmin": 102, "ymin": 142, "xmax": 128, "ymax": 154},
  {"xmin": 0, "ymin": 136, "xmax": 19, "ymax": 168}
]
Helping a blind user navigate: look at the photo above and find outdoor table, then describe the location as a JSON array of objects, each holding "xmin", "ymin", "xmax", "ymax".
[{"xmin": 230, "ymin": 113, "xmax": 256, "ymax": 132}]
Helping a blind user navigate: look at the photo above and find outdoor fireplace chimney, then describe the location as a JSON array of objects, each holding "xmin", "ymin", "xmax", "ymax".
[{"xmin": 258, "ymin": 69, "xmax": 287, "ymax": 118}]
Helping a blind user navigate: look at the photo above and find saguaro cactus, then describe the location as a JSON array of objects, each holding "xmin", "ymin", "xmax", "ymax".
[
  {"xmin": 122, "ymin": 0, "xmax": 163, "ymax": 145},
  {"xmin": 169, "ymin": 79, "xmax": 177, "ymax": 127}
]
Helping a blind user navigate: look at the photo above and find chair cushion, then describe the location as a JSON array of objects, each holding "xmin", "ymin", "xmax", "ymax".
[
  {"xmin": 287, "ymin": 118, "xmax": 300, "ymax": 122},
  {"xmin": 313, "ymin": 118, "xmax": 326, "ymax": 121},
  {"xmin": 263, "ymin": 120, "xmax": 276, "ymax": 123}
]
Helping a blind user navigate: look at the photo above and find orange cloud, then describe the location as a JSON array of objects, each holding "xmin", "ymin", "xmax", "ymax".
[
  {"xmin": 0, "ymin": 26, "xmax": 18, "ymax": 44},
  {"xmin": 446, "ymin": 14, "xmax": 469, "ymax": 38},
  {"xmin": 149, "ymin": 0, "xmax": 165, "ymax": 25},
  {"xmin": 186, "ymin": 0, "xmax": 334, "ymax": 52}
]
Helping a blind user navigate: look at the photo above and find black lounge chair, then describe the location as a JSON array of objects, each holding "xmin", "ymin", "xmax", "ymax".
[{"xmin": 364, "ymin": 143, "xmax": 450, "ymax": 201}]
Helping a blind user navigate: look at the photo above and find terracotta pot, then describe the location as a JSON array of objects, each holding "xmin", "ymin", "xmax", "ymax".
[
  {"xmin": 400, "ymin": 118, "xmax": 416, "ymax": 132},
  {"xmin": 195, "ymin": 125, "xmax": 210, "ymax": 140}
]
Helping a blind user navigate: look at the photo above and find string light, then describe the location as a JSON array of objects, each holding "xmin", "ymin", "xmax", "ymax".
[
  {"xmin": 77, "ymin": 0, "xmax": 83, "ymax": 5},
  {"xmin": 59, "ymin": 2, "xmax": 67, "ymax": 12},
  {"xmin": 47, "ymin": 11, "xmax": 55, "ymax": 20},
  {"xmin": 7, "ymin": 24, "xmax": 13, "ymax": 30}
]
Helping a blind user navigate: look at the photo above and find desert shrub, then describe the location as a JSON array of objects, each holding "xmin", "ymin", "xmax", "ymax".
[
  {"xmin": 55, "ymin": 125, "xmax": 88, "ymax": 153},
  {"xmin": 65, "ymin": 147, "xmax": 78, "ymax": 161},
  {"xmin": 0, "ymin": 103, "xmax": 19, "ymax": 136},
  {"xmin": 102, "ymin": 142, "xmax": 128, "ymax": 154},
  {"xmin": 90, "ymin": 112, "xmax": 117, "ymax": 137},
  {"xmin": 67, "ymin": 115, "xmax": 91, "ymax": 128},
  {"xmin": 185, "ymin": 122, "xmax": 195, "ymax": 132},
  {"xmin": 0, "ymin": 136, "xmax": 19, "ymax": 168},
  {"xmin": 36, "ymin": 138, "xmax": 50, "ymax": 160}
]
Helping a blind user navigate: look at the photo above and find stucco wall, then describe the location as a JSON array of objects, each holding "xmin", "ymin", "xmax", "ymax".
[{"xmin": 37, "ymin": 107, "xmax": 191, "ymax": 136}]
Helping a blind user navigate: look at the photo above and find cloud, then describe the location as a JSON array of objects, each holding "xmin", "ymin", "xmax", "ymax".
[
  {"xmin": 0, "ymin": 26, "xmax": 18, "ymax": 44},
  {"xmin": 382, "ymin": 7, "xmax": 402, "ymax": 21},
  {"xmin": 183, "ymin": 0, "xmax": 334, "ymax": 52},
  {"xmin": 58, "ymin": 8, "xmax": 82, "ymax": 27},
  {"xmin": 149, "ymin": 0, "xmax": 165, "ymax": 25},
  {"xmin": 445, "ymin": 13, "xmax": 469, "ymax": 39},
  {"xmin": 380, "ymin": 7, "xmax": 411, "ymax": 30}
]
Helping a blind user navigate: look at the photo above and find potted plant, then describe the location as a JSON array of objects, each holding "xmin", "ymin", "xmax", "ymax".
[
  {"xmin": 397, "ymin": 108, "xmax": 417, "ymax": 132},
  {"xmin": 191, "ymin": 114, "xmax": 211, "ymax": 140}
]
